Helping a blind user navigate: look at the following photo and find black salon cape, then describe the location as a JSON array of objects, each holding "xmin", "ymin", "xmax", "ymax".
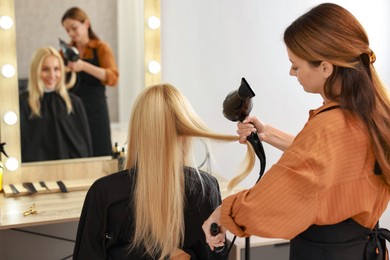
[
  {"xmin": 19, "ymin": 91, "xmax": 93, "ymax": 162},
  {"xmin": 73, "ymin": 167, "xmax": 227, "ymax": 260}
]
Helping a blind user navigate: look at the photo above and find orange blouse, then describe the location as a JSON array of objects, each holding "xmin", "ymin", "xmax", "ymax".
[
  {"xmin": 76, "ymin": 39, "xmax": 119, "ymax": 86},
  {"xmin": 221, "ymin": 101, "xmax": 390, "ymax": 240}
]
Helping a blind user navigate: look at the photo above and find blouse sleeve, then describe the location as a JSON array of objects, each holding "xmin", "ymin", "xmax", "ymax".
[
  {"xmin": 97, "ymin": 41, "xmax": 119, "ymax": 86},
  {"xmin": 220, "ymin": 107, "xmax": 369, "ymax": 240},
  {"xmin": 220, "ymin": 117, "xmax": 329, "ymax": 239},
  {"xmin": 220, "ymin": 150, "xmax": 319, "ymax": 240}
]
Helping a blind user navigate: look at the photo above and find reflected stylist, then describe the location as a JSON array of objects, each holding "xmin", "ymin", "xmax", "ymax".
[{"xmin": 61, "ymin": 7, "xmax": 119, "ymax": 157}]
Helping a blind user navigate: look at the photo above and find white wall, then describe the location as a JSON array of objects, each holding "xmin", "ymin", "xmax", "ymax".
[{"xmin": 160, "ymin": 0, "xmax": 390, "ymax": 224}]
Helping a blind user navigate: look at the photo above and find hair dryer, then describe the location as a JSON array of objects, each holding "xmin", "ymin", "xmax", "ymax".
[
  {"xmin": 59, "ymin": 38, "xmax": 79, "ymax": 63},
  {"xmin": 222, "ymin": 77, "xmax": 266, "ymax": 179}
]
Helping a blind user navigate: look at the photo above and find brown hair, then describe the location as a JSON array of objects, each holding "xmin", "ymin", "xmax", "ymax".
[
  {"xmin": 61, "ymin": 7, "xmax": 99, "ymax": 40},
  {"xmin": 284, "ymin": 3, "xmax": 390, "ymax": 186}
]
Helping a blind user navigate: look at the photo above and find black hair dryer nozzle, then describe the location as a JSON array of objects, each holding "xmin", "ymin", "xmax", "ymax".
[
  {"xmin": 59, "ymin": 38, "xmax": 80, "ymax": 63},
  {"xmin": 223, "ymin": 77, "xmax": 255, "ymax": 122},
  {"xmin": 222, "ymin": 77, "xmax": 266, "ymax": 179}
]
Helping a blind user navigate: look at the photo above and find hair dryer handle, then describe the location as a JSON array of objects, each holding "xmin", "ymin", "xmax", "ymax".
[
  {"xmin": 247, "ymin": 132, "xmax": 266, "ymax": 180},
  {"xmin": 210, "ymin": 223, "xmax": 225, "ymax": 253}
]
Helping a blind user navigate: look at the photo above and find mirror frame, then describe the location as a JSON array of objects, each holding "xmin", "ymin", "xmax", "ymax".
[{"xmin": 0, "ymin": 0, "xmax": 161, "ymax": 193}]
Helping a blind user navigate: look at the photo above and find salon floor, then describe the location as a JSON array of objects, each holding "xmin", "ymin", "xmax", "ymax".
[{"xmin": 0, "ymin": 221, "xmax": 78, "ymax": 260}]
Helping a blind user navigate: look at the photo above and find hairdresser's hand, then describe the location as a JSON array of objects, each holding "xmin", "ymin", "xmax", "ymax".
[
  {"xmin": 202, "ymin": 206, "xmax": 226, "ymax": 251},
  {"xmin": 237, "ymin": 115, "xmax": 265, "ymax": 144},
  {"xmin": 67, "ymin": 59, "xmax": 85, "ymax": 72}
]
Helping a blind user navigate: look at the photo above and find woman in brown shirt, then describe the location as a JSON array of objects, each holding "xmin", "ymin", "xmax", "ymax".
[
  {"xmin": 61, "ymin": 7, "xmax": 119, "ymax": 157},
  {"xmin": 203, "ymin": 3, "xmax": 390, "ymax": 259}
]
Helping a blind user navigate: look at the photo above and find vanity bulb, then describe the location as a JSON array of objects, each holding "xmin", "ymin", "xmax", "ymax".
[
  {"xmin": 5, "ymin": 157, "xmax": 18, "ymax": 172},
  {"xmin": 147, "ymin": 16, "xmax": 161, "ymax": 30},
  {"xmin": 1, "ymin": 64, "xmax": 16, "ymax": 78},
  {"xmin": 148, "ymin": 60, "xmax": 161, "ymax": 74},
  {"xmin": 3, "ymin": 111, "xmax": 18, "ymax": 125},
  {"xmin": 0, "ymin": 16, "xmax": 13, "ymax": 30}
]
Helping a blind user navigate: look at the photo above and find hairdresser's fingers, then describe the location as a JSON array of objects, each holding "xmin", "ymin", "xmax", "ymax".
[
  {"xmin": 243, "ymin": 116, "xmax": 265, "ymax": 133},
  {"xmin": 237, "ymin": 120, "xmax": 256, "ymax": 131},
  {"xmin": 237, "ymin": 122, "xmax": 256, "ymax": 143},
  {"xmin": 237, "ymin": 124, "xmax": 256, "ymax": 134},
  {"xmin": 204, "ymin": 229, "xmax": 225, "ymax": 250},
  {"xmin": 207, "ymin": 234, "xmax": 226, "ymax": 250},
  {"xmin": 202, "ymin": 207, "xmax": 223, "ymax": 250},
  {"xmin": 238, "ymin": 137, "xmax": 246, "ymax": 144},
  {"xmin": 241, "ymin": 115, "xmax": 254, "ymax": 124}
]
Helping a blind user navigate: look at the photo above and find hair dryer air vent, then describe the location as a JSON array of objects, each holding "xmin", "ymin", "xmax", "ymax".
[
  {"xmin": 59, "ymin": 38, "xmax": 79, "ymax": 62},
  {"xmin": 223, "ymin": 77, "xmax": 256, "ymax": 122}
]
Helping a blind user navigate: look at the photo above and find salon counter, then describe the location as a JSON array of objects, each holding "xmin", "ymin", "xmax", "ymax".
[
  {"xmin": 0, "ymin": 178, "xmax": 290, "ymax": 260},
  {"xmin": 0, "ymin": 190, "xmax": 86, "ymax": 230},
  {"xmin": 0, "ymin": 173, "xmax": 235, "ymax": 230}
]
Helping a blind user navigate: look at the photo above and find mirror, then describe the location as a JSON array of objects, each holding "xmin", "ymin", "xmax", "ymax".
[
  {"xmin": 15, "ymin": 0, "xmax": 119, "ymax": 123},
  {"xmin": 0, "ymin": 0, "xmax": 161, "ymax": 195}
]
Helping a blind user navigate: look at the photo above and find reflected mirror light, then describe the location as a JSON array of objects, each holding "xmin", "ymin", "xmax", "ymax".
[
  {"xmin": 1, "ymin": 64, "xmax": 16, "ymax": 78},
  {"xmin": 3, "ymin": 111, "xmax": 18, "ymax": 125},
  {"xmin": 147, "ymin": 16, "xmax": 161, "ymax": 30},
  {"xmin": 148, "ymin": 60, "xmax": 161, "ymax": 74},
  {"xmin": 0, "ymin": 16, "xmax": 13, "ymax": 30},
  {"xmin": 5, "ymin": 157, "xmax": 19, "ymax": 171}
]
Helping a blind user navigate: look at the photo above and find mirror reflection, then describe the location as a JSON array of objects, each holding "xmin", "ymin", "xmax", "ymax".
[
  {"xmin": 19, "ymin": 47, "xmax": 93, "ymax": 162},
  {"xmin": 15, "ymin": 0, "xmax": 120, "ymax": 162}
]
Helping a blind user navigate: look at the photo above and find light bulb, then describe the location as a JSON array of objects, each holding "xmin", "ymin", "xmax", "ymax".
[
  {"xmin": 147, "ymin": 16, "xmax": 161, "ymax": 30},
  {"xmin": 1, "ymin": 64, "xmax": 16, "ymax": 78},
  {"xmin": 3, "ymin": 111, "xmax": 18, "ymax": 125},
  {"xmin": 5, "ymin": 157, "xmax": 18, "ymax": 172},
  {"xmin": 148, "ymin": 60, "xmax": 161, "ymax": 74},
  {"xmin": 0, "ymin": 16, "xmax": 13, "ymax": 30}
]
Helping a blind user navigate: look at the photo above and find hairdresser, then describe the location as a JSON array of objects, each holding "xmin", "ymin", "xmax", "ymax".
[
  {"xmin": 61, "ymin": 7, "xmax": 119, "ymax": 157},
  {"xmin": 203, "ymin": 3, "xmax": 390, "ymax": 259}
]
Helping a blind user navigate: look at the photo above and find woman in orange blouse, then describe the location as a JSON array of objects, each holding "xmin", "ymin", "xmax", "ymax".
[
  {"xmin": 203, "ymin": 3, "xmax": 390, "ymax": 259},
  {"xmin": 61, "ymin": 7, "xmax": 119, "ymax": 157}
]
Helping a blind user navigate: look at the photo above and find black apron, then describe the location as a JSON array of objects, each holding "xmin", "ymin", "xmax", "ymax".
[
  {"xmin": 70, "ymin": 48, "xmax": 112, "ymax": 157},
  {"xmin": 290, "ymin": 219, "xmax": 390, "ymax": 260}
]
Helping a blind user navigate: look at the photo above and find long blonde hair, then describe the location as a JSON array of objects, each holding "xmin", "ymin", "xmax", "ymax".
[
  {"xmin": 27, "ymin": 46, "xmax": 73, "ymax": 117},
  {"xmin": 284, "ymin": 3, "xmax": 390, "ymax": 186},
  {"xmin": 126, "ymin": 84, "xmax": 254, "ymax": 259}
]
